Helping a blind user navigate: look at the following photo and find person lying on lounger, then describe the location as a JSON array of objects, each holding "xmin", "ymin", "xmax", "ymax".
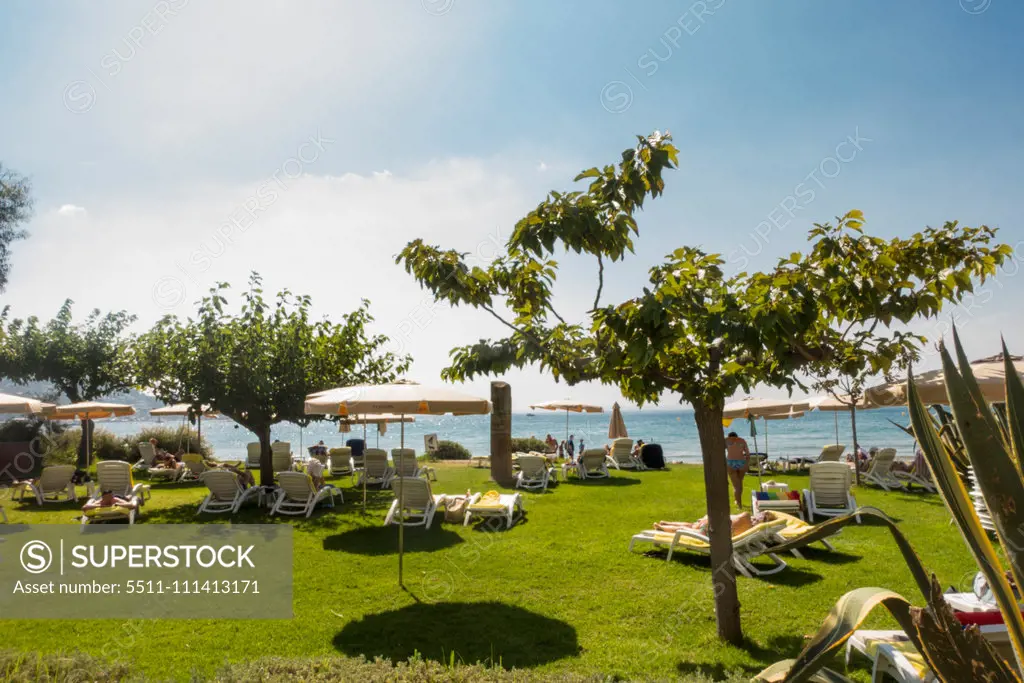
[
  {"xmin": 204, "ymin": 461, "xmax": 256, "ymax": 488},
  {"xmin": 304, "ymin": 457, "xmax": 326, "ymax": 489},
  {"xmin": 653, "ymin": 511, "xmax": 769, "ymax": 536},
  {"xmin": 81, "ymin": 490, "xmax": 138, "ymax": 513}
]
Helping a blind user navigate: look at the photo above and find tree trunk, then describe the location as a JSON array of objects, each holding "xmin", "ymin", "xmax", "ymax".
[
  {"xmin": 257, "ymin": 425, "xmax": 274, "ymax": 487},
  {"xmin": 76, "ymin": 418, "xmax": 94, "ymax": 470},
  {"xmin": 692, "ymin": 398, "xmax": 743, "ymax": 644},
  {"xmin": 850, "ymin": 405, "xmax": 861, "ymax": 486},
  {"xmin": 490, "ymin": 381, "xmax": 514, "ymax": 486}
]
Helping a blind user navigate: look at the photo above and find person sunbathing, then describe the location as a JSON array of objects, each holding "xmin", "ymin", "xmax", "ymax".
[
  {"xmin": 654, "ymin": 511, "xmax": 768, "ymax": 536},
  {"xmin": 305, "ymin": 457, "xmax": 327, "ymax": 489},
  {"xmin": 81, "ymin": 490, "xmax": 138, "ymax": 513},
  {"xmin": 204, "ymin": 461, "xmax": 256, "ymax": 488}
]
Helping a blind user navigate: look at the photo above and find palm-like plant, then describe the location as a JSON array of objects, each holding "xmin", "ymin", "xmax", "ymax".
[{"xmin": 755, "ymin": 328, "xmax": 1024, "ymax": 682}]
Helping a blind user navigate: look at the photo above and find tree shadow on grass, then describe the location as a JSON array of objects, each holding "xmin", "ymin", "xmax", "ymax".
[
  {"xmin": 333, "ymin": 601, "xmax": 580, "ymax": 669},
  {"xmin": 323, "ymin": 523, "xmax": 463, "ymax": 555},
  {"xmin": 563, "ymin": 476, "xmax": 640, "ymax": 487},
  {"xmin": 676, "ymin": 633, "xmax": 813, "ymax": 678},
  {"xmin": 796, "ymin": 546, "xmax": 861, "ymax": 565}
]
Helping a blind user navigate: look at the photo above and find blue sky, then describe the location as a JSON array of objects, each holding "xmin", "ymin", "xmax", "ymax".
[{"xmin": 1, "ymin": 0, "xmax": 1022, "ymax": 410}]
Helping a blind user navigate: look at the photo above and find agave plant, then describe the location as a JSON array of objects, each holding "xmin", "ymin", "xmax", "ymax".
[{"xmin": 754, "ymin": 328, "xmax": 1024, "ymax": 682}]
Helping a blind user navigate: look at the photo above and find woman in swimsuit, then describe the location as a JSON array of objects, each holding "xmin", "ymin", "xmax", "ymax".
[{"xmin": 725, "ymin": 431, "xmax": 750, "ymax": 509}]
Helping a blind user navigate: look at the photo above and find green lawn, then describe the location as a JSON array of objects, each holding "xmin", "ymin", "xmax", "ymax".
[{"xmin": 0, "ymin": 463, "xmax": 974, "ymax": 682}]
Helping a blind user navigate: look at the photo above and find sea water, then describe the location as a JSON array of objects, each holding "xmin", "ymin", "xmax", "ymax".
[{"xmin": 98, "ymin": 407, "xmax": 918, "ymax": 463}]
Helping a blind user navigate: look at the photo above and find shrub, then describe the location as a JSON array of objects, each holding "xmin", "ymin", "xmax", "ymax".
[
  {"xmin": 0, "ymin": 417, "xmax": 51, "ymax": 443},
  {"xmin": 432, "ymin": 440, "xmax": 471, "ymax": 460},
  {"xmin": 123, "ymin": 425, "xmax": 211, "ymax": 461},
  {"xmin": 510, "ymin": 436, "xmax": 549, "ymax": 453}
]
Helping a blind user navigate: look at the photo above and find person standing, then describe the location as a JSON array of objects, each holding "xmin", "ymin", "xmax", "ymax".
[
  {"xmin": 724, "ymin": 431, "xmax": 750, "ymax": 509},
  {"xmin": 567, "ymin": 434, "xmax": 576, "ymax": 462}
]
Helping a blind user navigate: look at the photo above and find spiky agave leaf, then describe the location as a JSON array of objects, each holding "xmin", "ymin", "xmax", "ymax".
[{"xmin": 910, "ymin": 335, "xmax": 1024, "ymax": 672}]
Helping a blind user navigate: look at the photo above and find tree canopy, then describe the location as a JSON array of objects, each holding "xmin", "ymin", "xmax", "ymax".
[
  {"xmin": 0, "ymin": 300, "xmax": 137, "ymax": 403},
  {"xmin": 0, "ymin": 163, "xmax": 33, "ymax": 292},
  {"xmin": 397, "ymin": 131, "xmax": 1012, "ymax": 642},
  {"xmin": 133, "ymin": 273, "xmax": 410, "ymax": 485}
]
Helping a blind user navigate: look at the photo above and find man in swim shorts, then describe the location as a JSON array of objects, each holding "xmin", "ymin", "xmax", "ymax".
[{"xmin": 725, "ymin": 431, "xmax": 750, "ymax": 509}]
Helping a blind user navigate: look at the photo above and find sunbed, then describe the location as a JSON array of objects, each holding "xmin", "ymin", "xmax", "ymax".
[
  {"xmin": 778, "ymin": 444, "xmax": 845, "ymax": 472},
  {"xmin": 12, "ymin": 465, "xmax": 77, "ymax": 505},
  {"xmin": 803, "ymin": 461, "xmax": 859, "ymax": 523},
  {"xmin": 392, "ymin": 448, "xmax": 436, "ymax": 481},
  {"xmin": 81, "ymin": 499, "xmax": 139, "ymax": 526},
  {"xmin": 328, "ymin": 447, "xmax": 354, "ymax": 479},
  {"xmin": 88, "ymin": 460, "xmax": 150, "ymax": 504},
  {"xmin": 359, "ymin": 449, "xmax": 394, "ymax": 488},
  {"xmin": 845, "ymin": 631, "xmax": 933, "ymax": 683},
  {"xmin": 384, "ymin": 476, "xmax": 447, "ymax": 529},
  {"xmin": 606, "ymin": 438, "xmax": 644, "ymax": 470},
  {"xmin": 894, "ymin": 455, "xmax": 937, "ymax": 493},
  {"xmin": 246, "ymin": 442, "xmax": 262, "ymax": 469},
  {"xmin": 515, "ymin": 454, "xmax": 556, "ymax": 491},
  {"xmin": 181, "ymin": 453, "xmax": 210, "ymax": 481},
  {"xmin": 463, "ymin": 490, "xmax": 523, "ymax": 529},
  {"xmin": 628, "ymin": 516, "xmax": 789, "ymax": 577},
  {"xmin": 271, "ymin": 442, "xmax": 292, "ymax": 474},
  {"xmin": 270, "ymin": 471, "xmax": 341, "ymax": 518},
  {"xmin": 577, "ymin": 449, "xmax": 610, "ymax": 479},
  {"xmin": 196, "ymin": 469, "xmax": 261, "ymax": 514},
  {"xmin": 134, "ymin": 441, "xmax": 158, "ymax": 470},
  {"xmin": 864, "ymin": 447, "xmax": 905, "ymax": 491}
]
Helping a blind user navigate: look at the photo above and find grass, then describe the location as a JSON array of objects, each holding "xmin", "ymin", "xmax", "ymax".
[{"xmin": 0, "ymin": 463, "xmax": 975, "ymax": 682}]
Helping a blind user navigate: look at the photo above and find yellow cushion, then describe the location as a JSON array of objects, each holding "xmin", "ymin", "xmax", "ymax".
[
  {"xmin": 83, "ymin": 505, "xmax": 133, "ymax": 519},
  {"xmin": 864, "ymin": 639, "xmax": 929, "ymax": 679},
  {"xmin": 470, "ymin": 491, "xmax": 504, "ymax": 510}
]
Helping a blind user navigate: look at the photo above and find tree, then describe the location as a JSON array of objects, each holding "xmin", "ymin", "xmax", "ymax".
[
  {"xmin": 0, "ymin": 164, "xmax": 33, "ymax": 292},
  {"xmin": 133, "ymin": 273, "xmax": 410, "ymax": 486},
  {"xmin": 0, "ymin": 300, "xmax": 137, "ymax": 467},
  {"xmin": 0, "ymin": 300, "xmax": 137, "ymax": 403},
  {"xmin": 397, "ymin": 132, "xmax": 1011, "ymax": 643}
]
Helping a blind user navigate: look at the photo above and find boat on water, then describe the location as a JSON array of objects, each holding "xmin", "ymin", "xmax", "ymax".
[{"xmin": 526, "ymin": 413, "xmax": 535, "ymax": 417}]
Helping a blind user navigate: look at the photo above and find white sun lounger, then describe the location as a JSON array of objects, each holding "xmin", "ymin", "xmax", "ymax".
[
  {"xmin": 515, "ymin": 454, "xmax": 556, "ymax": 491},
  {"xmin": 89, "ymin": 460, "xmax": 150, "ymax": 504},
  {"xmin": 864, "ymin": 447, "xmax": 905, "ymax": 491},
  {"xmin": 803, "ymin": 461, "xmax": 859, "ymax": 523},
  {"xmin": 197, "ymin": 469, "xmax": 261, "ymax": 514},
  {"xmin": 463, "ymin": 492, "xmax": 523, "ymax": 529},
  {"xmin": 270, "ymin": 471, "xmax": 341, "ymax": 518},
  {"xmin": 628, "ymin": 518, "xmax": 789, "ymax": 577},
  {"xmin": 359, "ymin": 449, "xmax": 394, "ymax": 488},
  {"xmin": 392, "ymin": 448, "xmax": 436, "ymax": 481},
  {"xmin": 12, "ymin": 465, "xmax": 77, "ymax": 505},
  {"xmin": 271, "ymin": 442, "xmax": 292, "ymax": 474},
  {"xmin": 606, "ymin": 438, "xmax": 644, "ymax": 470},
  {"xmin": 631, "ymin": 519, "xmax": 789, "ymax": 577},
  {"xmin": 328, "ymin": 447, "xmax": 354, "ymax": 479},
  {"xmin": 134, "ymin": 441, "xmax": 157, "ymax": 470},
  {"xmin": 384, "ymin": 477, "xmax": 447, "ymax": 529},
  {"xmin": 577, "ymin": 449, "xmax": 610, "ymax": 479},
  {"xmin": 246, "ymin": 442, "xmax": 262, "ymax": 470}
]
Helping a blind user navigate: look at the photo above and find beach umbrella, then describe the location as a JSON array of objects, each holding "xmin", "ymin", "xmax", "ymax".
[
  {"xmin": 49, "ymin": 402, "xmax": 136, "ymax": 468},
  {"xmin": 305, "ymin": 380, "xmax": 490, "ymax": 586},
  {"xmin": 0, "ymin": 392, "xmax": 52, "ymax": 415},
  {"xmin": 865, "ymin": 354, "xmax": 1024, "ymax": 407},
  {"xmin": 149, "ymin": 404, "xmax": 218, "ymax": 451},
  {"xmin": 607, "ymin": 402, "xmax": 628, "ymax": 440},
  {"xmin": 529, "ymin": 399, "xmax": 604, "ymax": 443}
]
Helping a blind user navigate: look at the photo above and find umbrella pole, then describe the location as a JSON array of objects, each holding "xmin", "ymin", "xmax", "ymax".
[
  {"xmin": 565, "ymin": 409, "xmax": 569, "ymax": 444},
  {"xmin": 399, "ymin": 416, "xmax": 405, "ymax": 587},
  {"xmin": 833, "ymin": 412, "xmax": 838, "ymax": 444},
  {"xmin": 762, "ymin": 418, "xmax": 769, "ymax": 488},
  {"xmin": 197, "ymin": 413, "xmax": 202, "ymax": 452}
]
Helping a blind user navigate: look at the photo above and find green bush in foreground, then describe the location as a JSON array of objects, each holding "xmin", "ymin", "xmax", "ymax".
[
  {"xmin": 510, "ymin": 436, "xmax": 550, "ymax": 453},
  {"xmin": 432, "ymin": 440, "xmax": 471, "ymax": 460},
  {"xmin": 0, "ymin": 650, "xmax": 745, "ymax": 683}
]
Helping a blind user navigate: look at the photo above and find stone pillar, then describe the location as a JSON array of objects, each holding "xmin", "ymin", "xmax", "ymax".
[{"xmin": 490, "ymin": 381, "xmax": 514, "ymax": 486}]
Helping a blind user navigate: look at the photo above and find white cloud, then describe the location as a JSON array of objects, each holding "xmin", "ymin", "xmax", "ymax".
[{"xmin": 56, "ymin": 204, "xmax": 87, "ymax": 217}]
